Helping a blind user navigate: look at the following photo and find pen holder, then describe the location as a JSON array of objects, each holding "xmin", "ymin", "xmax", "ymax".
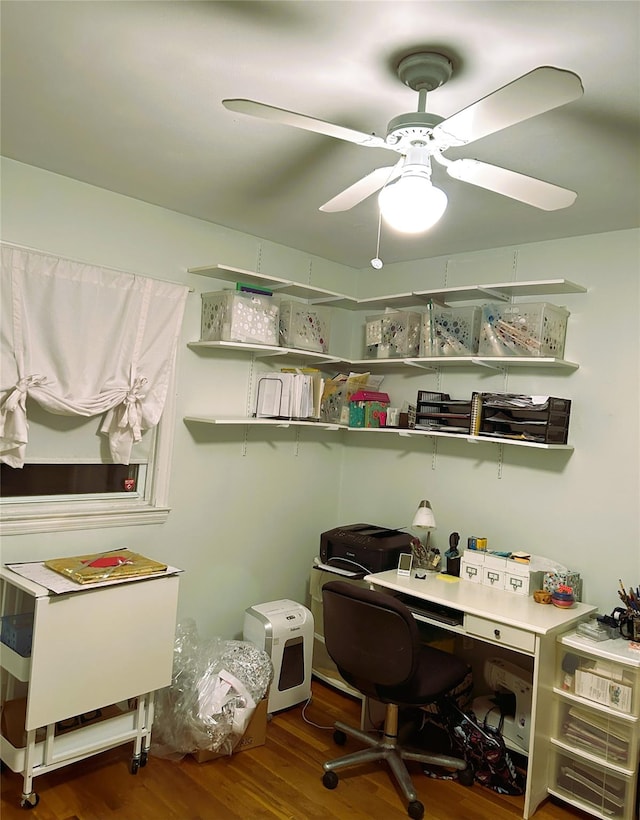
[{"xmin": 620, "ymin": 612, "xmax": 640, "ymax": 641}]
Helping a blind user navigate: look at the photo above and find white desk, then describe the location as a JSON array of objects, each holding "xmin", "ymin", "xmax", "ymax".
[{"xmin": 365, "ymin": 569, "xmax": 597, "ymax": 819}]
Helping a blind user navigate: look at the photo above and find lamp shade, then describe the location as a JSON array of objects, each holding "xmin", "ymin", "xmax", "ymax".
[
  {"xmin": 412, "ymin": 499, "xmax": 436, "ymax": 529},
  {"xmin": 378, "ymin": 173, "xmax": 448, "ymax": 234}
]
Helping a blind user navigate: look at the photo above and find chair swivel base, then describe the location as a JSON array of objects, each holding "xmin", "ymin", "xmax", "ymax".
[{"xmin": 322, "ymin": 705, "xmax": 469, "ymax": 820}]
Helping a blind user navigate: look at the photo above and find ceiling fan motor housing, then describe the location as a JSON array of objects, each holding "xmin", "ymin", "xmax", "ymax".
[{"xmin": 385, "ymin": 112, "xmax": 446, "ymax": 149}]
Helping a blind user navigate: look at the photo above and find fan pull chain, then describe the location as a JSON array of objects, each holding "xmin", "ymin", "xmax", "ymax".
[{"xmin": 370, "ymin": 208, "xmax": 383, "ymax": 269}]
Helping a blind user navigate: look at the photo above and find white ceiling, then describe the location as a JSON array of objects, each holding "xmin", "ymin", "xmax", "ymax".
[{"xmin": 2, "ymin": 1, "xmax": 639, "ymax": 269}]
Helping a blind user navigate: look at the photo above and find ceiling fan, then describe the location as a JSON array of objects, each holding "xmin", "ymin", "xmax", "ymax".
[{"xmin": 223, "ymin": 52, "xmax": 584, "ymax": 233}]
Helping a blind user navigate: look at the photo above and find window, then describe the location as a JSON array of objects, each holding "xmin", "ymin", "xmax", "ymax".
[{"xmin": 0, "ymin": 243, "xmax": 187, "ymax": 535}]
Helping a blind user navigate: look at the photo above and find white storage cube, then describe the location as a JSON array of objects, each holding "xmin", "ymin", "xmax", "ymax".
[
  {"xmin": 482, "ymin": 554, "xmax": 507, "ymax": 590},
  {"xmin": 504, "ymin": 562, "xmax": 544, "ymax": 596},
  {"xmin": 421, "ymin": 304, "xmax": 482, "ymax": 356},
  {"xmin": 201, "ymin": 290, "xmax": 280, "ymax": 345},
  {"xmin": 460, "ymin": 550, "xmax": 484, "ymax": 584},
  {"xmin": 279, "ymin": 300, "xmax": 331, "ymax": 353},
  {"xmin": 478, "ymin": 302, "xmax": 569, "ymax": 358},
  {"xmin": 365, "ymin": 311, "xmax": 421, "ymax": 359}
]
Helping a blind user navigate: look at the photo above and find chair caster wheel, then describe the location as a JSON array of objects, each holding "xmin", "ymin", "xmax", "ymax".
[
  {"xmin": 322, "ymin": 770, "xmax": 339, "ymax": 790},
  {"xmin": 458, "ymin": 764, "xmax": 474, "ymax": 787},
  {"xmin": 20, "ymin": 792, "xmax": 39, "ymax": 809},
  {"xmin": 333, "ymin": 729, "xmax": 347, "ymax": 746},
  {"xmin": 408, "ymin": 800, "xmax": 424, "ymax": 819}
]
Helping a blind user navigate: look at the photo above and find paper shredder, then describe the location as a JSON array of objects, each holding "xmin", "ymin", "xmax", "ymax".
[{"xmin": 243, "ymin": 599, "xmax": 314, "ymax": 713}]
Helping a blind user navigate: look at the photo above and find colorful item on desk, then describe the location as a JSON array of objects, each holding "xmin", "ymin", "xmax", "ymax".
[{"xmin": 45, "ymin": 549, "xmax": 167, "ymax": 584}]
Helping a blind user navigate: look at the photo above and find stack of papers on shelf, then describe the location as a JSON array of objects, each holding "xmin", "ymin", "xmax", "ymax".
[
  {"xmin": 254, "ymin": 370, "xmax": 323, "ymax": 420},
  {"xmin": 44, "ymin": 548, "xmax": 168, "ymax": 585}
]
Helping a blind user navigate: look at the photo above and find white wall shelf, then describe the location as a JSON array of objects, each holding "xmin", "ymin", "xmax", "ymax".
[
  {"xmin": 182, "ymin": 417, "xmax": 573, "ymax": 450},
  {"xmin": 184, "ymin": 416, "xmax": 343, "ymax": 431},
  {"xmin": 187, "ymin": 263, "xmax": 586, "ymax": 311},
  {"xmin": 187, "ymin": 340, "xmax": 342, "ymax": 365},
  {"xmin": 188, "ymin": 341, "xmax": 579, "ymax": 372}
]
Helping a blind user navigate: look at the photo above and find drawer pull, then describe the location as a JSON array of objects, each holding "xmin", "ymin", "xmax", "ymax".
[{"xmin": 494, "ymin": 628, "xmax": 501, "ymax": 639}]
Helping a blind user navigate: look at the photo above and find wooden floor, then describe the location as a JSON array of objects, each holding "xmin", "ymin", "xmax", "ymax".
[{"xmin": 1, "ymin": 680, "xmax": 593, "ymax": 820}]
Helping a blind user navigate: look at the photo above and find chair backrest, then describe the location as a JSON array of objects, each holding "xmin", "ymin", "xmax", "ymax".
[{"xmin": 322, "ymin": 580, "xmax": 421, "ymax": 697}]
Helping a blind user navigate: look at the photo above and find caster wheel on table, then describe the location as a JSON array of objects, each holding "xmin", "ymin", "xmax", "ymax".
[
  {"xmin": 20, "ymin": 792, "xmax": 39, "ymax": 809},
  {"xmin": 140, "ymin": 750, "xmax": 148, "ymax": 768},
  {"xmin": 130, "ymin": 756, "xmax": 140, "ymax": 775},
  {"xmin": 408, "ymin": 799, "xmax": 424, "ymax": 820},
  {"xmin": 332, "ymin": 729, "xmax": 347, "ymax": 746},
  {"xmin": 322, "ymin": 770, "xmax": 339, "ymax": 790}
]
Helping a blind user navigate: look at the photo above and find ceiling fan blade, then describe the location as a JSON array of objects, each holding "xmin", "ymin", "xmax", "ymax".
[
  {"xmin": 446, "ymin": 158, "xmax": 577, "ymax": 210},
  {"xmin": 433, "ymin": 67, "xmax": 584, "ymax": 147},
  {"xmin": 319, "ymin": 164, "xmax": 403, "ymax": 212},
  {"xmin": 222, "ymin": 98, "xmax": 387, "ymax": 148}
]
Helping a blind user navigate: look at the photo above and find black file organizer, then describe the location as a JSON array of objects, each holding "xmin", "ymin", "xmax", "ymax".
[
  {"xmin": 415, "ymin": 391, "xmax": 472, "ymax": 435},
  {"xmin": 474, "ymin": 393, "xmax": 571, "ymax": 444}
]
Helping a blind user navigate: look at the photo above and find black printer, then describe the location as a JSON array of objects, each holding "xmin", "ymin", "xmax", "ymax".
[{"xmin": 319, "ymin": 523, "xmax": 413, "ymax": 576}]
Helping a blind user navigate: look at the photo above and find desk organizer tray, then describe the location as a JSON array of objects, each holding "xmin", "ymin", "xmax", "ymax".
[
  {"xmin": 415, "ymin": 391, "xmax": 472, "ymax": 434},
  {"xmin": 472, "ymin": 393, "xmax": 571, "ymax": 444}
]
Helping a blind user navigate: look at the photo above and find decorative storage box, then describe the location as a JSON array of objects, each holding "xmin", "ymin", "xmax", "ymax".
[
  {"xmin": 364, "ymin": 311, "xmax": 421, "ymax": 359},
  {"xmin": 279, "ymin": 300, "xmax": 331, "ymax": 353},
  {"xmin": 478, "ymin": 302, "xmax": 569, "ymax": 358},
  {"xmin": 473, "ymin": 393, "xmax": 572, "ymax": 445},
  {"xmin": 544, "ymin": 570, "xmax": 582, "ymax": 601},
  {"xmin": 201, "ymin": 290, "xmax": 279, "ymax": 345},
  {"xmin": 348, "ymin": 390, "xmax": 390, "ymax": 428},
  {"xmin": 421, "ymin": 304, "xmax": 482, "ymax": 356}
]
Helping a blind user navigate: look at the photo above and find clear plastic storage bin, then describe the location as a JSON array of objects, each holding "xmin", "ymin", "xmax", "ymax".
[
  {"xmin": 421, "ymin": 305, "xmax": 482, "ymax": 356},
  {"xmin": 549, "ymin": 747, "xmax": 634, "ymax": 819},
  {"xmin": 557, "ymin": 643, "xmax": 639, "ymax": 716},
  {"xmin": 478, "ymin": 302, "xmax": 569, "ymax": 358},
  {"xmin": 279, "ymin": 300, "xmax": 331, "ymax": 353},
  {"xmin": 201, "ymin": 290, "xmax": 280, "ymax": 345},
  {"xmin": 365, "ymin": 311, "xmax": 421, "ymax": 359},
  {"xmin": 552, "ymin": 697, "xmax": 637, "ymax": 768}
]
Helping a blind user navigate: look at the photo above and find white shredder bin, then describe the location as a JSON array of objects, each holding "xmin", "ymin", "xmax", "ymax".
[{"xmin": 243, "ymin": 599, "xmax": 314, "ymax": 713}]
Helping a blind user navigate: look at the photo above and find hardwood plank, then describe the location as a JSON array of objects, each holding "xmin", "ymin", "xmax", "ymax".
[{"xmin": 1, "ymin": 680, "xmax": 593, "ymax": 819}]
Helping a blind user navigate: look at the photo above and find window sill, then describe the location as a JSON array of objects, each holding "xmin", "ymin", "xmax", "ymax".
[{"xmin": 0, "ymin": 499, "xmax": 170, "ymax": 535}]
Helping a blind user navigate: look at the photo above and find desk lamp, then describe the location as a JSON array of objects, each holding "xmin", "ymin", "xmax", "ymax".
[{"xmin": 411, "ymin": 499, "xmax": 441, "ymax": 572}]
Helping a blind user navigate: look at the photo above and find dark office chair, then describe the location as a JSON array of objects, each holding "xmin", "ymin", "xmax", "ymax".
[{"xmin": 321, "ymin": 580, "xmax": 472, "ymax": 820}]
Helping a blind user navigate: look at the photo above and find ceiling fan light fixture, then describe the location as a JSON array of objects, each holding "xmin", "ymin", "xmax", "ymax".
[{"xmin": 378, "ymin": 171, "xmax": 448, "ymax": 234}]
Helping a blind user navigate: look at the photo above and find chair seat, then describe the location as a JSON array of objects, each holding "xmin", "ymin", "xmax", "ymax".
[{"xmin": 341, "ymin": 642, "xmax": 470, "ymax": 706}]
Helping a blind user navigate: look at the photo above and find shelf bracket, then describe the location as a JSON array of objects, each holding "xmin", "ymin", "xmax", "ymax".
[
  {"xmin": 402, "ymin": 359, "xmax": 437, "ymax": 371},
  {"xmin": 471, "ymin": 358, "xmax": 507, "ymax": 373}
]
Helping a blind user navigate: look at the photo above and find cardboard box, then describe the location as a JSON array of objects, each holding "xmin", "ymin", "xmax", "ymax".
[{"xmin": 192, "ymin": 698, "xmax": 268, "ymax": 763}]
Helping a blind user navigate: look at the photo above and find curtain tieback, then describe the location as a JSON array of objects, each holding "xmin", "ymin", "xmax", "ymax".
[
  {"xmin": 2, "ymin": 375, "xmax": 49, "ymax": 412},
  {"xmin": 118, "ymin": 377, "xmax": 148, "ymax": 440}
]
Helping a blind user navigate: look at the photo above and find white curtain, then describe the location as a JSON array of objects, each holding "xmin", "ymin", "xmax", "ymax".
[{"xmin": 0, "ymin": 244, "xmax": 189, "ymax": 467}]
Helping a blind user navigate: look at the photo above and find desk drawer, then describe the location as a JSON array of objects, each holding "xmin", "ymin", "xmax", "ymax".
[{"xmin": 465, "ymin": 614, "xmax": 536, "ymax": 653}]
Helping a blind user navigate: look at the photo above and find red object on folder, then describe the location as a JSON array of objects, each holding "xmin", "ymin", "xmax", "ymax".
[{"xmin": 349, "ymin": 390, "xmax": 390, "ymax": 403}]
